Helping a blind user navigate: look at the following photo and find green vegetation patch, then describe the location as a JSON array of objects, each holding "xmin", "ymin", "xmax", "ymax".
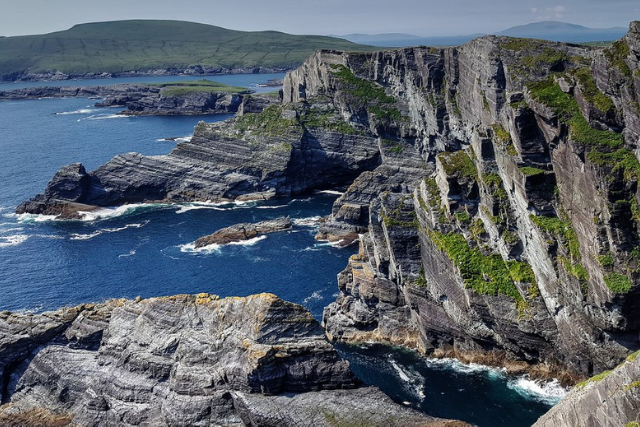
[
  {"xmin": 0, "ymin": 20, "xmax": 379, "ymax": 77},
  {"xmin": 152, "ymin": 79, "xmax": 248, "ymax": 96},
  {"xmin": 519, "ymin": 166, "xmax": 545, "ymax": 176},
  {"xmin": 528, "ymin": 78, "xmax": 623, "ymax": 148},
  {"xmin": 528, "ymin": 78, "xmax": 638, "ymax": 185},
  {"xmin": 491, "ymin": 123, "xmax": 511, "ymax": 144},
  {"xmin": 604, "ymin": 272, "xmax": 633, "ymax": 293},
  {"xmin": 330, "ymin": 64, "xmax": 402, "ymax": 122},
  {"xmin": 530, "ymin": 213, "xmax": 590, "ymax": 290},
  {"xmin": 234, "ymin": 105, "xmax": 301, "ymax": 137},
  {"xmin": 437, "ymin": 150, "xmax": 478, "ymax": 179},
  {"xmin": 298, "ymin": 108, "xmax": 360, "ymax": 134},
  {"xmin": 605, "ymin": 40, "xmax": 632, "ymax": 78},
  {"xmin": 571, "ymin": 68, "xmax": 615, "ymax": 113},
  {"xmin": 428, "ymin": 230, "xmax": 524, "ymax": 301},
  {"xmin": 627, "ymin": 350, "xmax": 640, "ymax": 362},
  {"xmin": 576, "ymin": 369, "xmax": 613, "ymax": 389}
]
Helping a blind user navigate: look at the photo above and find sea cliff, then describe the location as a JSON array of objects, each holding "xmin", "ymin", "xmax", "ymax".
[{"xmin": 15, "ymin": 21, "xmax": 640, "ymax": 425}]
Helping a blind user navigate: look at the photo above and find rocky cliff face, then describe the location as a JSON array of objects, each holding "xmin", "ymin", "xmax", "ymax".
[
  {"xmin": 0, "ymin": 294, "xmax": 450, "ymax": 426},
  {"xmin": 534, "ymin": 350, "xmax": 640, "ymax": 426},
  {"xmin": 18, "ymin": 22, "xmax": 640, "ymax": 383},
  {"xmin": 281, "ymin": 24, "xmax": 640, "ymax": 381}
]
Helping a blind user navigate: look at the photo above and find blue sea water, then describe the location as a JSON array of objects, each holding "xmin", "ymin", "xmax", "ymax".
[{"xmin": 0, "ymin": 74, "xmax": 563, "ymax": 426}]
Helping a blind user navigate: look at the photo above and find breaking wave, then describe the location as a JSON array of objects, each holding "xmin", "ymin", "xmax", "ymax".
[{"xmin": 507, "ymin": 375, "xmax": 567, "ymax": 405}]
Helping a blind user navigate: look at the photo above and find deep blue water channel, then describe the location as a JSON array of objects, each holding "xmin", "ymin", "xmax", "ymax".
[{"xmin": 0, "ymin": 74, "xmax": 563, "ymax": 426}]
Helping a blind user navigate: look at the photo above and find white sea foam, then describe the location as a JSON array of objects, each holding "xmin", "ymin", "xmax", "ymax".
[
  {"xmin": 156, "ymin": 136, "xmax": 192, "ymax": 143},
  {"xmin": 180, "ymin": 235, "xmax": 267, "ymax": 254},
  {"xmin": 0, "ymin": 234, "xmax": 29, "ymax": 248},
  {"xmin": 0, "ymin": 227, "xmax": 24, "ymax": 234},
  {"xmin": 78, "ymin": 204, "xmax": 169, "ymax": 221},
  {"xmin": 15, "ymin": 213, "xmax": 58, "ymax": 223},
  {"xmin": 389, "ymin": 358, "xmax": 426, "ymax": 400},
  {"xmin": 507, "ymin": 375, "xmax": 567, "ymax": 405},
  {"xmin": 292, "ymin": 216, "xmax": 322, "ymax": 227},
  {"xmin": 179, "ymin": 242, "xmax": 221, "ymax": 254},
  {"xmin": 70, "ymin": 222, "xmax": 147, "ymax": 240},
  {"xmin": 55, "ymin": 108, "xmax": 94, "ymax": 115},
  {"xmin": 15, "ymin": 303, "xmax": 44, "ymax": 315},
  {"xmin": 303, "ymin": 291, "xmax": 323, "ymax": 304},
  {"xmin": 118, "ymin": 250, "xmax": 137, "ymax": 258},
  {"xmin": 255, "ymin": 205, "xmax": 288, "ymax": 210},
  {"xmin": 86, "ymin": 113, "xmax": 126, "ymax": 120},
  {"xmin": 316, "ymin": 190, "xmax": 344, "ymax": 196},
  {"xmin": 175, "ymin": 200, "xmax": 255, "ymax": 214},
  {"xmin": 227, "ymin": 235, "xmax": 267, "ymax": 246},
  {"xmin": 425, "ymin": 357, "xmax": 507, "ymax": 378}
]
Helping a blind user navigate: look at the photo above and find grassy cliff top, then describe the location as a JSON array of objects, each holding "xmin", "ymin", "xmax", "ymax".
[
  {"xmin": 150, "ymin": 79, "xmax": 250, "ymax": 96},
  {"xmin": 0, "ymin": 20, "xmax": 378, "ymax": 78}
]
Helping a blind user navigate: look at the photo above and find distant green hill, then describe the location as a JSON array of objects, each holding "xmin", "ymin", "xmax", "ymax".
[{"xmin": 0, "ymin": 20, "xmax": 377, "ymax": 80}]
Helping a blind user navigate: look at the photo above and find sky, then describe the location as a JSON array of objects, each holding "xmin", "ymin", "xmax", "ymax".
[{"xmin": 0, "ymin": 0, "xmax": 638, "ymax": 37}]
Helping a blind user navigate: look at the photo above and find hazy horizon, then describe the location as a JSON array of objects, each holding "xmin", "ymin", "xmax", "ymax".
[{"xmin": 0, "ymin": 0, "xmax": 637, "ymax": 38}]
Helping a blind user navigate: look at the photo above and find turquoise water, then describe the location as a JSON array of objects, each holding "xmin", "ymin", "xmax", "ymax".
[{"xmin": 0, "ymin": 74, "xmax": 562, "ymax": 426}]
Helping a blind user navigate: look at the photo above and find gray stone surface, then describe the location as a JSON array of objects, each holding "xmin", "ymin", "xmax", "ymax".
[
  {"xmin": 534, "ymin": 352, "xmax": 640, "ymax": 427},
  {"xmin": 195, "ymin": 216, "xmax": 292, "ymax": 247},
  {"xmin": 0, "ymin": 294, "xmax": 450, "ymax": 426}
]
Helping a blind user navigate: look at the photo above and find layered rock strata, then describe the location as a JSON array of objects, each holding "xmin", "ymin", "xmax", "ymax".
[
  {"xmin": 0, "ymin": 293, "xmax": 449, "ymax": 426},
  {"xmin": 18, "ymin": 22, "xmax": 640, "ymax": 384},
  {"xmin": 534, "ymin": 351, "xmax": 640, "ymax": 426},
  {"xmin": 194, "ymin": 216, "xmax": 292, "ymax": 247}
]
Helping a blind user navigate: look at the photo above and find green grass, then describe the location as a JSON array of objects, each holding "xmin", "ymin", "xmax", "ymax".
[
  {"xmin": 575, "ymin": 369, "xmax": 612, "ymax": 389},
  {"xmin": 605, "ymin": 40, "xmax": 632, "ymax": 78},
  {"xmin": 519, "ymin": 166, "xmax": 545, "ymax": 176},
  {"xmin": 428, "ymin": 230, "xmax": 524, "ymax": 301},
  {"xmin": 329, "ymin": 64, "xmax": 402, "ymax": 122},
  {"xmin": 528, "ymin": 77, "xmax": 624, "ymax": 149},
  {"xmin": 491, "ymin": 123, "xmax": 511, "ymax": 144},
  {"xmin": 571, "ymin": 68, "xmax": 615, "ymax": 113},
  {"xmin": 0, "ymin": 20, "xmax": 379, "ymax": 78},
  {"xmin": 233, "ymin": 104, "xmax": 301, "ymax": 137},
  {"xmin": 151, "ymin": 79, "xmax": 249, "ymax": 96},
  {"xmin": 604, "ymin": 272, "xmax": 633, "ymax": 293},
  {"xmin": 298, "ymin": 108, "xmax": 361, "ymax": 134},
  {"xmin": 437, "ymin": 150, "xmax": 478, "ymax": 179}
]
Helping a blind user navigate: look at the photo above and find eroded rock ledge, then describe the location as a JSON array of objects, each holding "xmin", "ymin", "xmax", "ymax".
[
  {"xmin": 0, "ymin": 293, "xmax": 455, "ymax": 426},
  {"xmin": 195, "ymin": 217, "xmax": 292, "ymax": 247}
]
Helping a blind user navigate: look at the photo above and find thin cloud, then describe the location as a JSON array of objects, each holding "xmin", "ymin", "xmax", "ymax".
[{"xmin": 531, "ymin": 4, "xmax": 568, "ymax": 20}]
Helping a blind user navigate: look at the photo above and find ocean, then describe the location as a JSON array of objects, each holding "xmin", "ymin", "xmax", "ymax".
[{"xmin": 0, "ymin": 73, "xmax": 564, "ymax": 426}]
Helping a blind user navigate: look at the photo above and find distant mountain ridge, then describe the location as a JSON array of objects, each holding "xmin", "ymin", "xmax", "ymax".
[
  {"xmin": 339, "ymin": 20, "xmax": 627, "ymax": 47},
  {"xmin": 0, "ymin": 20, "xmax": 377, "ymax": 81}
]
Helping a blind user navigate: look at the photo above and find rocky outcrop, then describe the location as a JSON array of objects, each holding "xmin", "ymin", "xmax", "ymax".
[
  {"xmin": 17, "ymin": 104, "xmax": 381, "ymax": 217},
  {"xmin": 534, "ymin": 351, "xmax": 640, "ymax": 426},
  {"xmin": 195, "ymin": 217, "xmax": 292, "ymax": 247},
  {"xmin": 0, "ymin": 84, "xmax": 252, "ymax": 116},
  {"xmin": 0, "ymin": 293, "xmax": 452, "ymax": 426},
  {"xmin": 96, "ymin": 89, "xmax": 246, "ymax": 116}
]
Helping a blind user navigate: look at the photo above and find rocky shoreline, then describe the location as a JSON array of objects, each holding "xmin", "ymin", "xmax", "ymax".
[
  {"xmin": 0, "ymin": 67, "xmax": 290, "ymax": 84},
  {"xmin": 0, "ymin": 293, "xmax": 460, "ymax": 426},
  {"xmin": 0, "ymin": 83, "xmax": 282, "ymax": 117}
]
